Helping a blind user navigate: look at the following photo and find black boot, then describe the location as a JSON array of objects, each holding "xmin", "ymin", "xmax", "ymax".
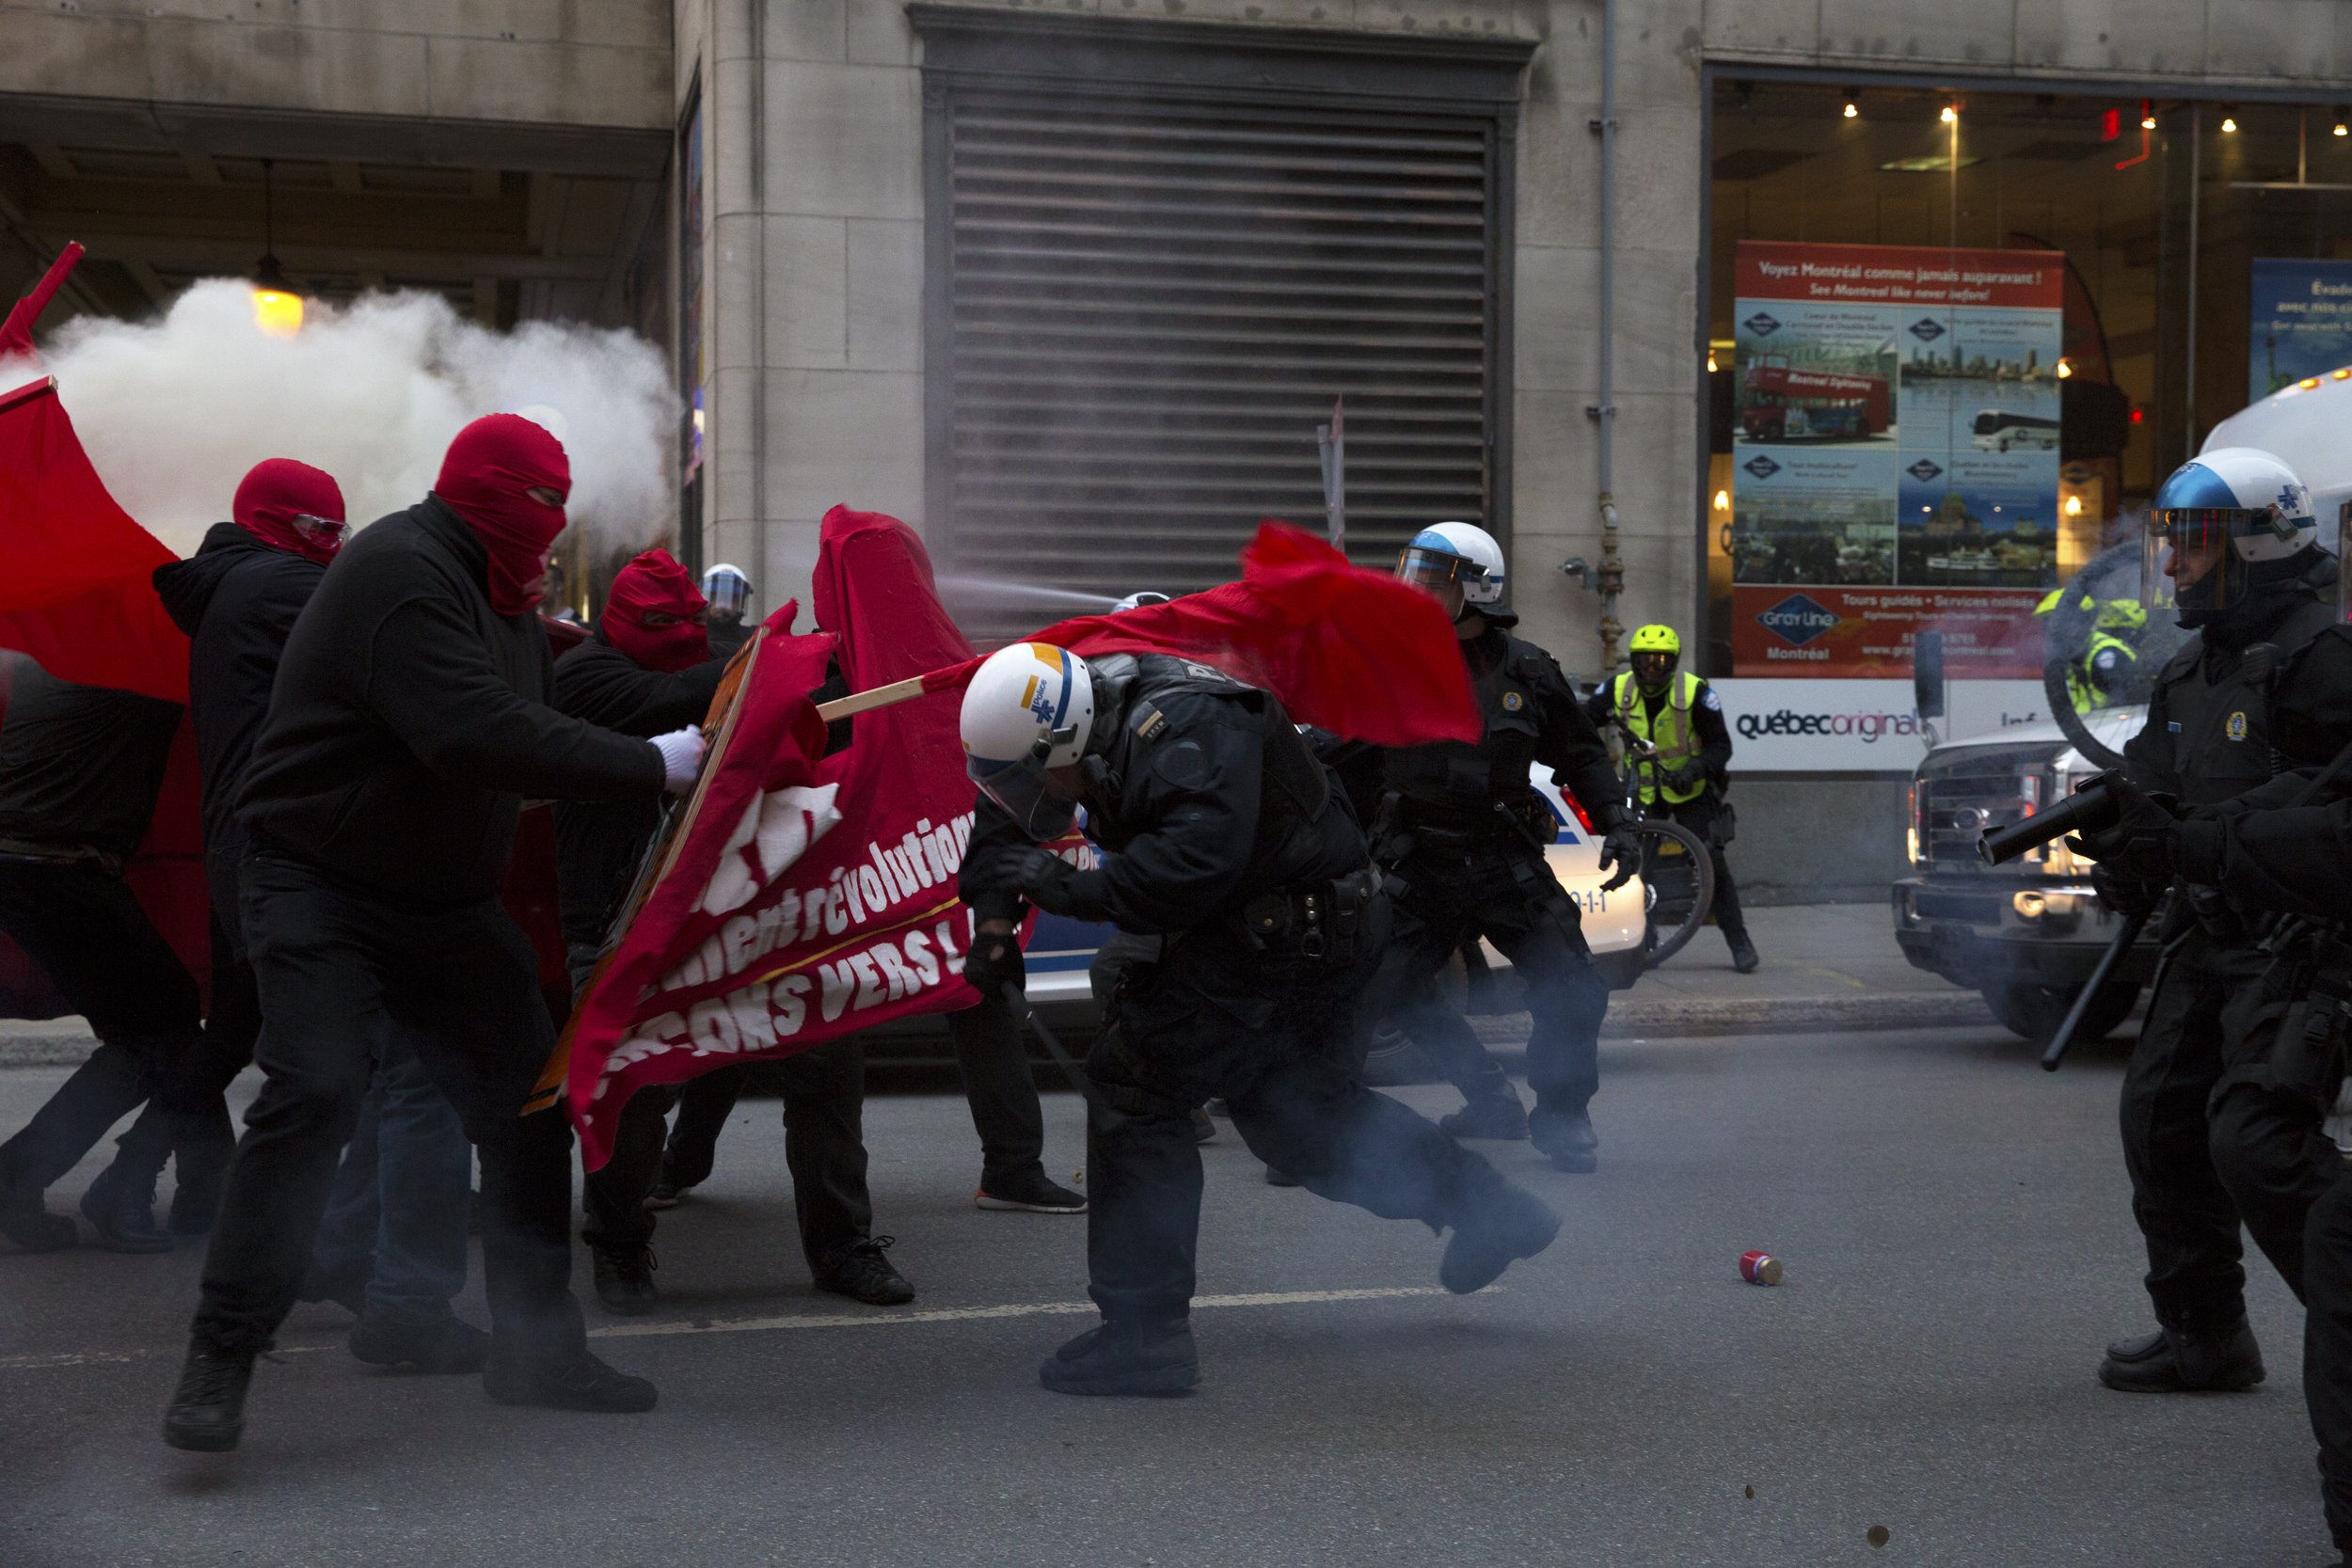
[
  {"xmin": 1726, "ymin": 929, "xmax": 1760, "ymax": 974},
  {"xmin": 1440, "ymin": 1182, "xmax": 1562, "ymax": 1294},
  {"xmin": 0, "ymin": 1178, "xmax": 75, "ymax": 1253},
  {"xmin": 1529, "ymin": 1103, "xmax": 1600, "ymax": 1173},
  {"xmin": 975, "ymin": 1167, "xmax": 1088, "ymax": 1213},
  {"xmin": 814, "ymin": 1236, "xmax": 914, "ymax": 1305},
  {"xmin": 2098, "ymin": 1320, "xmax": 2265, "ymax": 1392},
  {"xmin": 349, "ymin": 1310, "xmax": 490, "ymax": 1374},
  {"xmin": 81, "ymin": 1164, "xmax": 172, "ymax": 1254},
  {"xmin": 483, "ymin": 1348, "xmax": 657, "ymax": 1413},
  {"xmin": 1439, "ymin": 1089, "xmax": 1530, "ymax": 1142},
  {"xmin": 162, "ymin": 1341, "xmax": 256, "ymax": 1451},
  {"xmin": 1040, "ymin": 1321, "xmax": 1199, "ymax": 1396},
  {"xmin": 590, "ymin": 1240, "xmax": 660, "ymax": 1317}
]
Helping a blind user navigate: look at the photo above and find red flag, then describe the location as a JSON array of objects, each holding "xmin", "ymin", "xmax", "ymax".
[
  {"xmin": 553, "ymin": 509, "xmax": 1022, "ymax": 1165},
  {"xmin": 0, "ymin": 376, "xmax": 188, "ymax": 703},
  {"xmin": 929, "ymin": 523, "xmax": 1482, "ymax": 746}
]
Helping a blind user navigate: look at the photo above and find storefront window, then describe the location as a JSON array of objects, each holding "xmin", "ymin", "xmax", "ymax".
[{"xmin": 1705, "ymin": 80, "xmax": 2352, "ymax": 682}]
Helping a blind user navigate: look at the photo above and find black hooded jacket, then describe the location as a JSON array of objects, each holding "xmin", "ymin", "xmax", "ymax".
[
  {"xmin": 236, "ymin": 497, "xmax": 665, "ymax": 911},
  {"xmin": 152, "ymin": 522, "xmax": 324, "ymax": 914},
  {"xmin": 551, "ymin": 634, "xmax": 725, "ymax": 950}
]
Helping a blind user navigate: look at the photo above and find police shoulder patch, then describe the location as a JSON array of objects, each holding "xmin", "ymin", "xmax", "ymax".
[
  {"xmin": 1132, "ymin": 705, "xmax": 1168, "ymax": 741},
  {"xmin": 1701, "ymin": 688, "xmax": 1723, "ymax": 712},
  {"xmin": 1151, "ymin": 737, "xmax": 1209, "ymax": 787},
  {"xmin": 1502, "ymin": 690, "xmax": 1524, "ymax": 712},
  {"xmin": 2226, "ymin": 710, "xmax": 2249, "ymax": 741}
]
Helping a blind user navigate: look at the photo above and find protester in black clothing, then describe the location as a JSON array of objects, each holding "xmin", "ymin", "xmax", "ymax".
[
  {"xmin": 1585, "ymin": 622, "xmax": 1755, "ymax": 973},
  {"xmin": 1356, "ymin": 523, "xmax": 1643, "ymax": 1164},
  {"xmin": 165, "ymin": 414, "xmax": 704, "ymax": 1452},
  {"xmin": 555, "ymin": 548, "xmax": 912, "ymax": 1315},
  {"xmin": 958, "ymin": 641, "xmax": 1561, "ymax": 1395},
  {"xmin": 0, "ymin": 660, "xmax": 202, "ymax": 1253}
]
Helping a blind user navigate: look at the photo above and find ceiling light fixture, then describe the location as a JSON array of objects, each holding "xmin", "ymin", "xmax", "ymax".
[
  {"xmin": 2221, "ymin": 108, "xmax": 2239, "ymax": 134},
  {"xmin": 250, "ymin": 157, "xmax": 302, "ymax": 337}
]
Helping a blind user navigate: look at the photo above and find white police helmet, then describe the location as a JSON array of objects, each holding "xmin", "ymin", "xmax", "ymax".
[
  {"xmin": 2147, "ymin": 447, "xmax": 2319, "ymax": 623},
  {"xmin": 1396, "ymin": 521, "xmax": 1505, "ymax": 607},
  {"xmin": 702, "ymin": 562, "xmax": 752, "ymax": 618},
  {"xmin": 959, "ymin": 642, "xmax": 1095, "ymax": 839}
]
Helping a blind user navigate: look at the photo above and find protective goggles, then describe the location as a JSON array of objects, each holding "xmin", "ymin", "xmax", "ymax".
[
  {"xmin": 1629, "ymin": 649, "xmax": 1677, "ymax": 682},
  {"xmin": 291, "ymin": 513, "xmax": 350, "ymax": 547},
  {"xmin": 966, "ymin": 738, "xmax": 1078, "ymax": 842},
  {"xmin": 1395, "ymin": 546, "xmax": 1485, "ymax": 591}
]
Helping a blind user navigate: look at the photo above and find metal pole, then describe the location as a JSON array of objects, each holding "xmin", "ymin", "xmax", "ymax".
[
  {"xmin": 1588, "ymin": 0, "xmax": 1623, "ymax": 673},
  {"xmin": 2185, "ymin": 103, "xmax": 2201, "ymax": 456},
  {"xmin": 744, "ymin": 0, "xmax": 769, "ymax": 579}
]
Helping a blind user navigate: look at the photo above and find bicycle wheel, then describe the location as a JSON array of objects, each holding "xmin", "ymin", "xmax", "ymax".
[{"xmin": 1631, "ymin": 818, "xmax": 1717, "ymax": 968}]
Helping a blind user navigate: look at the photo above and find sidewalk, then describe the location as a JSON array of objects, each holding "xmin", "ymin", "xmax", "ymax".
[{"xmin": 1482, "ymin": 899, "xmax": 1992, "ymax": 1042}]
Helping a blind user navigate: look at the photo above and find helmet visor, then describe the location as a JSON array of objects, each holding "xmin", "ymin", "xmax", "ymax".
[
  {"xmin": 965, "ymin": 745, "xmax": 1076, "ymax": 842},
  {"xmin": 2146, "ymin": 507, "xmax": 2249, "ymax": 619},
  {"xmin": 705, "ymin": 574, "xmax": 750, "ymax": 617},
  {"xmin": 1395, "ymin": 546, "xmax": 1476, "ymax": 591}
]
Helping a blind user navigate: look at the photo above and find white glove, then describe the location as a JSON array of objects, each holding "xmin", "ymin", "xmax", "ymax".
[{"xmin": 650, "ymin": 726, "xmax": 706, "ymax": 793}]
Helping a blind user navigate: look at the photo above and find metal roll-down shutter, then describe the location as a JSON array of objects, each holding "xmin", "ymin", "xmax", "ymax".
[{"xmin": 936, "ymin": 86, "xmax": 1502, "ymax": 616}]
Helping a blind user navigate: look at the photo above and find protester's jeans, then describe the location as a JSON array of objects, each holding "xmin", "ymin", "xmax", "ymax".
[
  {"xmin": 193, "ymin": 851, "xmax": 583, "ymax": 1362},
  {"xmin": 309, "ymin": 1033, "xmax": 472, "ymax": 1325}
]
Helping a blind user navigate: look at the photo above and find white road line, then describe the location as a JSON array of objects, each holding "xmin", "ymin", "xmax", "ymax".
[{"xmin": 0, "ymin": 1285, "xmax": 1485, "ymax": 1371}]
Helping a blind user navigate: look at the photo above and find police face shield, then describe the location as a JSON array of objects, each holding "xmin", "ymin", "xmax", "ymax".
[
  {"xmin": 2147, "ymin": 508, "xmax": 2245, "ymax": 623},
  {"xmin": 966, "ymin": 735, "xmax": 1079, "ymax": 841},
  {"xmin": 1395, "ymin": 546, "xmax": 1472, "ymax": 616},
  {"xmin": 705, "ymin": 572, "xmax": 750, "ymax": 621}
]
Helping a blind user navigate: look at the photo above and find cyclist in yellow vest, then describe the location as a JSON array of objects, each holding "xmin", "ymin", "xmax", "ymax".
[
  {"xmin": 1584, "ymin": 624, "xmax": 1756, "ymax": 973},
  {"xmin": 2034, "ymin": 589, "xmax": 2147, "ymax": 714}
]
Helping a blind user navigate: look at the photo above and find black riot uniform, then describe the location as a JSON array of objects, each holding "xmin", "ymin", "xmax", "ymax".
[
  {"xmin": 1359, "ymin": 623, "xmax": 1632, "ymax": 1163},
  {"xmin": 2100, "ymin": 557, "xmax": 2343, "ymax": 1393},
  {"xmin": 964, "ymin": 653, "xmax": 1561, "ymax": 1395}
]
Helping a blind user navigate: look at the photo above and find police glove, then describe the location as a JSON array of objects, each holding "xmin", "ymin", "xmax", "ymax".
[
  {"xmin": 1661, "ymin": 764, "xmax": 1703, "ymax": 792},
  {"xmin": 959, "ymin": 840, "xmax": 1032, "ymax": 900},
  {"xmin": 1596, "ymin": 821, "xmax": 1644, "ymax": 893},
  {"xmin": 962, "ymin": 925, "xmax": 1025, "ymax": 1000},
  {"xmin": 649, "ymin": 726, "xmax": 707, "ymax": 794},
  {"xmin": 2067, "ymin": 774, "xmax": 2181, "ymax": 895},
  {"xmin": 1011, "ymin": 847, "xmax": 1082, "ymax": 915},
  {"xmin": 2089, "ymin": 862, "xmax": 2156, "ymax": 920}
]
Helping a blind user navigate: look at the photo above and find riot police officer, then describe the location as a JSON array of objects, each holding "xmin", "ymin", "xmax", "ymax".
[
  {"xmin": 2092, "ymin": 446, "xmax": 2344, "ymax": 1395},
  {"xmin": 957, "ymin": 640, "xmax": 1563, "ymax": 1396},
  {"xmin": 1590, "ymin": 623, "xmax": 1756, "ymax": 973},
  {"xmin": 1357, "ymin": 523, "xmax": 1643, "ymax": 1161}
]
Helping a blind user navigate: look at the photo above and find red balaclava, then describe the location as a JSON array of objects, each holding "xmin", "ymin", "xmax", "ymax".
[
  {"xmin": 602, "ymin": 547, "xmax": 710, "ymax": 673},
  {"xmin": 232, "ymin": 458, "xmax": 347, "ymax": 565},
  {"xmin": 433, "ymin": 413, "xmax": 571, "ymax": 615}
]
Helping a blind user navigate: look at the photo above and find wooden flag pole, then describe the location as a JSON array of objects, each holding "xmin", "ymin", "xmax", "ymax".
[{"xmin": 814, "ymin": 673, "xmax": 930, "ymax": 722}]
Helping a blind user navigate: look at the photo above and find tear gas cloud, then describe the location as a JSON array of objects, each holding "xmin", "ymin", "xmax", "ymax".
[{"xmin": 0, "ymin": 280, "xmax": 675, "ymax": 559}]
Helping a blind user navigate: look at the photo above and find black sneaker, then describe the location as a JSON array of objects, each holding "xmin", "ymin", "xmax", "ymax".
[
  {"xmin": 975, "ymin": 1168, "xmax": 1087, "ymax": 1214},
  {"xmin": 349, "ymin": 1310, "xmax": 490, "ymax": 1374},
  {"xmin": 1440, "ymin": 1182, "xmax": 1562, "ymax": 1295},
  {"xmin": 1438, "ymin": 1093, "xmax": 1530, "ymax": 1142},
  {"xmin": 815, "ymin": 1236, "xmax": 914, "ymax": 1305},
  {"xmin": 0, "ymin": 1183, "xmax": 75, "ymax": 1254},
  {"xmin": 644, "ymin": 1178, "xmax": 688, "ymax": 1212},
  {"xmin": 484, "ymin": 1348, "xmax": 657, "ymax": 1414},
  {"xmin": 1040, "ymin": 1321, "xmax": 1199, "ymax": 1397},
  {"xmin": 591, "ymin": 1241, "xmax": 659, "ymax": 1317},
  {"xmin": 162, "ymin": 1341, "xmax": 256, "ymax": 1451},
  {"xmin": 1727, "ymin": 931, "xmax": 1761, "ymax": 974},
  {"xmin": 81, "ymin": 1164, "xmax": 172, "ymax": 1254},
  {"xmin": 2098, "ymin": 1321, "xmax": 2265, "ymax": 1393},
  {"xmin": 1529, "ymin": 1105, "xmax": 1599, "ymax": 1174}
]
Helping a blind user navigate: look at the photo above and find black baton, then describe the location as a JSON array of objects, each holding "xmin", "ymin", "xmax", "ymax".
[
  {"xmin": 2041, "ymin": 901, "xmax": 2152, "ymax": 1071},
  {"xmin": 1003, "ymin": 983, "xmax": 1109, "ymax": 1116}
]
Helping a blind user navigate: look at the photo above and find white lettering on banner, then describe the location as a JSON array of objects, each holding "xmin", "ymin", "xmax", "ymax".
[{"xmin": 701, "ymin": 784, "xmax": 844, "ymax": 916}]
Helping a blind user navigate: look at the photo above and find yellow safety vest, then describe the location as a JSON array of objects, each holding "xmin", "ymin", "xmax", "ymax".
[{"xmin": 1612, "ymin": 670, "xmax": 1707, "ymax": 805}]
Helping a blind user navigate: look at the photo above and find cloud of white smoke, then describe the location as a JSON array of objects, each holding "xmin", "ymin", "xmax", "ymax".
[{"xmin": 0, "ymin": 280, "xmax": 675, "ymax": 560}]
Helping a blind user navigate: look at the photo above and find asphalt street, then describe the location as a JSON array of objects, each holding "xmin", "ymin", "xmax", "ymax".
[{"xmin": 0, "ymin": 1021, "xmax": 2330, "ymax": 1568}]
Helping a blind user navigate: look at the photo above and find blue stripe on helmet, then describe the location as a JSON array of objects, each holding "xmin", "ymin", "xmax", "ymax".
[
  {"xmin": 1406, "ymin": 528, "xmax": 1454, "ymax": 553},
  {"xmin": 1048, "ymin": 646, "xmax": 1073, "ymax": 729},
  {"xmin": 2153, "ymin": 462, "xmax": 2244, "ymax": 512}
]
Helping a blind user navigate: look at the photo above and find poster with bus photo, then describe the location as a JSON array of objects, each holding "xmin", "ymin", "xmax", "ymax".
[{"xmin": 1730, "ymin": 239, "xmax": 2065, "ymax": 678}]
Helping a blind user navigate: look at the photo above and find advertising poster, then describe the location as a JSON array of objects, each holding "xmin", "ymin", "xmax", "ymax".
[
  {"xmin": 1730, "ymin": 241, "xmax": 2065, "ymax": 678},
  {"xmin": 2249, "ymin": 258, "xmax": 2352, "ymax": 401},
  {"xmin": 1708, "ymin": 678, "xmax": 2059, "ymax": 773}
]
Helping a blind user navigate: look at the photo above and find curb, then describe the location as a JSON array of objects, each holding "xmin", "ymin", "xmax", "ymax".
[{"xmin": 1475, "ymin": 990, "xmax": 1995, "ymax": 1043}]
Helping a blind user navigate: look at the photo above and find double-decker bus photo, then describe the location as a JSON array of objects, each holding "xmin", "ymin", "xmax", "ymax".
[{"xmin": 1739, "ymin": 353, "xmax": 1892, "ymax": 441}]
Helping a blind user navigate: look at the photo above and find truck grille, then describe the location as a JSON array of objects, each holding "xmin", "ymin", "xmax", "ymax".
[{"xmin": 1914, "ymin": 745, "xmax": 2049, "ymax": 867}]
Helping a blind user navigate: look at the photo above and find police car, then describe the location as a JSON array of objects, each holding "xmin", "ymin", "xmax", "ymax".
[{"xmin": 1019, "ymin": 764, "xmax": 1650, "ymax": 1021}]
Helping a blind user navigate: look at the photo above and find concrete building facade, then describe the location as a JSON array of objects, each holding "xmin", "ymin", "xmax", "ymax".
[{"xmin": 6, "ymin": 1, "xmax": 2352, "ymax": 895}]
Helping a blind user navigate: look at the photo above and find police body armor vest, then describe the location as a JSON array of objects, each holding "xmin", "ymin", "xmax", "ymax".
[
  {"xmin": 1612, "ymin": 670, "xmax": 1707, "ymax": 805},
  {"xmin": 1384, "ymin": 636, "xmax": 1544, "ymax": 824},
  {"xmin": 2149, "ymin": 596, "xmax": 2340, "ymax": 809},
  {"xmin": 1090, "ymin": 654, "xmax": 1332, "ymax": 891}
]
